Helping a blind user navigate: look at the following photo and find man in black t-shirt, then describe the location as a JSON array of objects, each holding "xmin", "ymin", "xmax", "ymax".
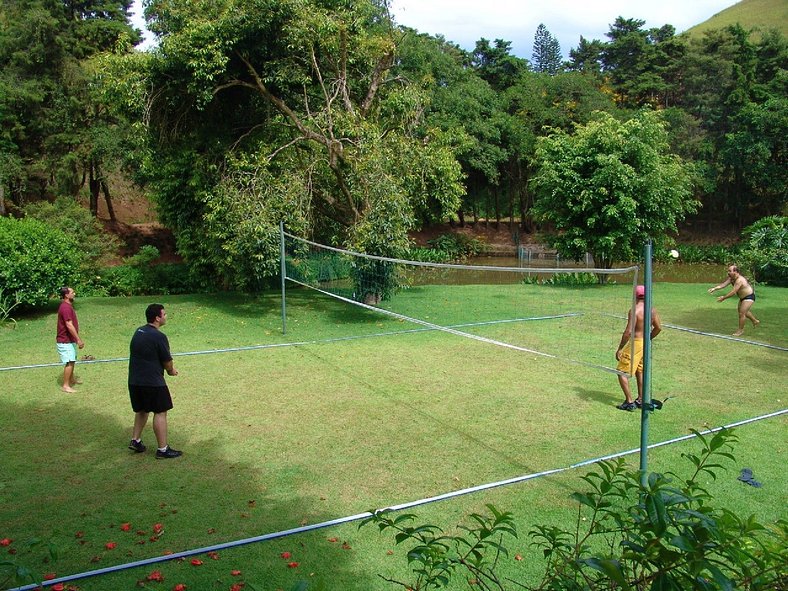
[{"xmin": 127, "ymin": 304, "xmax": 182, "ymax": 459}]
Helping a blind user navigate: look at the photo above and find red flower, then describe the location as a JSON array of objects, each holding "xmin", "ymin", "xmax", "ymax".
[
  {"xmin": 230, "ymin": 570, "xmax": 242, "ymax": 576},
  {"xmin": 0, "ymin": 538, "xmax": 12, "ymax": 546},
  {"xmin": 229, "ymin": 583, "xmax": 245, "ymax": 591},
  {"xmin": 190, "ymin": 559, "xmax": 203, "ymax": 566},
  {"xmin": 120, "ymin": 523, "xmax": 131, "ymax": 532},
  {"xmin": 149, "ymin": 536, "xmax": 159, "ymax": 542},
  {"xmin": 207, "ymin": 551, "xmax": 219, "ymax": 560},
  {"xmin": 286, "ymin": 562, "xmax": 299, "ymax": 568},
  {"xmin": 51, "ymin": 584, "xmax": 65, "ymax": 591},
  {"xmin": 146, "ymin": 570, "xmax": 164, "ymax": 582},
  {"xmin": 279, "ymin": 551, "xmax": 291, "ymax": 559},
  {"xmin": 153, "ymin": 523, "xmax": 164, "ymax": 534},
  {"xmin": 105, "ymin": 542, "xmax": 117, "ymax": 550},
  {"xmin": 327, "ymin": 537, "xmax": 338, "ymax": 543},
  {"xmin": 43, "ymin": 573, "xmax": 56, "ymax": 580},
  {"xmin": 173, "ymin": 585, "xmax": 187, "ymax": 591}
]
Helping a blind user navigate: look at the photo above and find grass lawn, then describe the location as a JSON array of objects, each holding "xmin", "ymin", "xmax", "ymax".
[{"xmin": 0, "ymin": 281, "xmax": 786, "ymax": 590}]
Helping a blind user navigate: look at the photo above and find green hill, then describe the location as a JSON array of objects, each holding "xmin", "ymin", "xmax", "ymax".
[{"xmin": 685, "ymin": 0, "xmax": 788, "ymax": 39}]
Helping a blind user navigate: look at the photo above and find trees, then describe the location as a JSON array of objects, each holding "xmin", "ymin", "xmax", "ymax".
[
  {"xmin": 0, "ymin": 0, "xmax": 140, "ymax": 211},
  {"xmin": 532, "ymin": 110, "xmax": 697, "ymax": 269},
  {"xmin": 531, "ymin": 24, "xmax": 562, "ymax": 75},
  {"xmin": 106, "ymin": 0, "xmax": 464, "ymax": 289}
]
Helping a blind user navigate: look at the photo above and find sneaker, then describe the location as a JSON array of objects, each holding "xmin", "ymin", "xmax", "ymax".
[
  {"xmin": 155, "ymin": 446, "xmax": 183, "ymax": 459},
  {"xmin": 616, "ymin": 402, "xmax": 636, "ymax": 412},
  {"xmin": 128, "ymin": 439, "xmax": 146, "ymax": 453}
]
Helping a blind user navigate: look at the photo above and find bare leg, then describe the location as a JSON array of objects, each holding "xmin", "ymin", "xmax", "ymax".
[
  {"xmin": 152, "ymin": 412, "xmax": 168, "ymax": 449},
  {"xmin": 635, "ymin": 370, "xmax": 643, "ymax": 404},
  {"xmin": 62, "ymin": 362, "xmax": 77, "ymax": 392},
  {"xmin": 733, "ymin": 299, "xmax": 758, "ymax": 336},
  {"xmin": 741, "ymin": 299, "xmax": 759, "ymax": 327},
  {"xmin": 618, "ymin": 375, "xmax": 633, "ymax": 404},
  {"xmin": 132, "ymin": 411, "xmax": 149, "ymax": 441}
]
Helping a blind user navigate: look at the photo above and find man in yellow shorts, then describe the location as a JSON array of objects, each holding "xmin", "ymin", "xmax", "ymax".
[{"xmin": 615, "ymin": 285, "xmax": 661, "ymax": 411}]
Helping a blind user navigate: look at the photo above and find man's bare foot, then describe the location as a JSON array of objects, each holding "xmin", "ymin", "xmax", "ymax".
[
  {"xmin": 732, "ymin": 330, "xmax": 744, "ymax": 337},
  {"xmin": 61, "ymin": 386, "xmax": 77, "ymax": 393},
  {"xmin": 752, "ymin": 319, "xmax": 760, "ymax": 327}
]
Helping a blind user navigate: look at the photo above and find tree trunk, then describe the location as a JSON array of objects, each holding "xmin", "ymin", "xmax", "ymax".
[
  {"xmin": 0, "ymin": 184, "xmax": 6, "ymax": 216},
  {"xmin": 101, "ymin": 180, "xmax": 116, "ymax": 222},
  {"xmin": 88, "ymin": 161, "xmax": 99, "ymax": 217},
  {"xmin": 457, "ymin": 209, "xmax": 465, "ymax": 227},
  {"xmin": 494, "ymin": 186, "xmax": 500, "ymax": 229}
]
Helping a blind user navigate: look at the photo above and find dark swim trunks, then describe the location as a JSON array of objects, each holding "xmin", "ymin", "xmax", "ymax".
[{"xmin": 740, "ymin": 293, "xmax": 755, "ymax": 302}]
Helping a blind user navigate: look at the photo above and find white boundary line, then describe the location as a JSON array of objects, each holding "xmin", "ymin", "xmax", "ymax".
[
  {"xmin": 11, "ymin": 408, "xmax": 786, "ymax": 591},
  {"xmin": 0, "ymin": 314, "xmax": 580, "ymax": 372}
]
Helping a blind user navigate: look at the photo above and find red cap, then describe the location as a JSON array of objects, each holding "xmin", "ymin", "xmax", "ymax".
[{"xmin": 635, "ymin": 285, "xmax": 645, "ymax": 298}]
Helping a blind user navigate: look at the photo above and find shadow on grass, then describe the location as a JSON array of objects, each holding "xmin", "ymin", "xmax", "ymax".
[
  {"xmin": 0, "ymin": 395, "xmax": 357, "ymax": 590},
  {"xmin": 573, "ymin": 386, "xmax": 620, "ymax": 407}
]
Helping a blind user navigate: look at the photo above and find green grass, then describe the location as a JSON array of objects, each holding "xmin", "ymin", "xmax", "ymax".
[
  {"xmin": 685, "ymin": 0, "xmax": 788, "ymax": 39},
  {"xmin": 0, "ymin": 282, "xmax": 786, "ymax": 590}
]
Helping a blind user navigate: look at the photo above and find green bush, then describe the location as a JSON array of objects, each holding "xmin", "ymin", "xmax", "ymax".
[
  {"xmin": 0, "ymin": 217, "xmax": 83, "ymax": 308},
  {"xmin": 739, "ymin": 216, "xmax": 787, "ymax": 286},
  {"xmin": 83, "ymin": 246, "xmax": 209, "ymax": 296},
  {"xmin": 23, "ymin": 198, "xmax": 121, "ymax": 268},
  {"xmin": 653, "ymin": 244, "xmax": 738, "ymax": 264},
  {"xmin": 425, "ymin": 233, "xmax": 488, "ymax": 261},
  {"xmin": 367, "ymin": 428, "xmax": 787, "ymax": 590}
]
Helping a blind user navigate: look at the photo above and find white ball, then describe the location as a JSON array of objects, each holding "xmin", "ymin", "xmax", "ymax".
[{"xmin": 669, "ymin": 249, "xmax": 680, "ymax": 259}]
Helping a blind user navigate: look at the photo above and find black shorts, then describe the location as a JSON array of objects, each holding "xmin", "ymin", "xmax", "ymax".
[{"xmin": 129, "ymin": 385, "xmax": 173, "ymax": 414}]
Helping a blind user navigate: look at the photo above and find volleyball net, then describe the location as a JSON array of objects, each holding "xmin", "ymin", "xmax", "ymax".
[{"xmin": 281, "ymin": 231, "xmax": 641, "ymax": 376}]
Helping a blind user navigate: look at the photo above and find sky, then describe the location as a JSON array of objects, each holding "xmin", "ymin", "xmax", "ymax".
[{"xmin": 131, "ymin": 0, "xmax": 741, "ymax": 57}]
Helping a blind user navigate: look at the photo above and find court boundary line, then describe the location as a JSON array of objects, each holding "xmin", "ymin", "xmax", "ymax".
[
  {"xmin": 10, "ymin": 408, "xmax": 787, "ymax": 591},
  {"xmin": 0, "ymin": 313, "xmax": 582, "ymax": 372}
]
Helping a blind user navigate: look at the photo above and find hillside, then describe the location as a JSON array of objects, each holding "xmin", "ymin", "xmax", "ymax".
[{"xmin": 685, "ymin": 0, "xmax": 788, "ymax": 39}]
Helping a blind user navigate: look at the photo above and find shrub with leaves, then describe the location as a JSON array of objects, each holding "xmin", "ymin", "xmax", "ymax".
[
  {"xmin": 0, "ymin": 217, "xmax": 83, "ymax": 308},
  {"xmin": 368, "ymin": 428, "xmax": 787, "ymax": 590},
  {"xmin": 739, "ymin": 216, "xmax": 787, "ymax": 286},
  {"xmin": 23, "ymin": 197, "xmax": 121, "ymax": 268},
  {"xmin": 363, "ymin": 504, "xmax": 517, "ymax": 590}
]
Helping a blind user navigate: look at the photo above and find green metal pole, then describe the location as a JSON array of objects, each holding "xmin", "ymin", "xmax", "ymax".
[
  {"xmin": 280, "ymin": 221, "xmax": 287, "ymax": 335},
  {"xmin": 639, "ymin": 240, "xmax": 653, "ymax": 487}
]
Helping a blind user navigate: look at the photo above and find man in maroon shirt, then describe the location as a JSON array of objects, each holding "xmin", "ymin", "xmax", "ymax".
[{"xmin": 56, "ymin": 286, "xmax": 84, "ymax": 392}]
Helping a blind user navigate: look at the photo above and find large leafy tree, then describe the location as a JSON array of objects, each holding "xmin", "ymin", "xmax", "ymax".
[
  {"xmin": 112, "ymin": 0, "xmax": 464, "ymax": 289},
  {"xmin": 395, "ymin": 31, "xmax": 511, "ymax": 227},
  {"xmin": 532, "ymin": 110, "xmax": 697, "ymax": 269},
  {"xmin": 0, "ymin": 0, "xmax": 139, "ymax": 211}
]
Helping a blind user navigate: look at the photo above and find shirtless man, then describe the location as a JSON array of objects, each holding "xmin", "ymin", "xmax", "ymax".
[
  {"xmin": 615, "ymin": 285, "xmax": 661, "ymax": 412},
  {"xmin": 708, "ymin": 265, "xmax": 760, "ymax": 336}
]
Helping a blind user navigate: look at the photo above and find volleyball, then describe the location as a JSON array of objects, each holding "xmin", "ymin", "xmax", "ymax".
[{"xmin": 669, "ymin": 249, "xmax": 680, "ymax": 259}]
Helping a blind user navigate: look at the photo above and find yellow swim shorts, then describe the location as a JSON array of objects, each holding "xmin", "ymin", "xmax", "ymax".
[{"xmin": 617, "ymin": 338, "xmax": 644, "ymax": 374}]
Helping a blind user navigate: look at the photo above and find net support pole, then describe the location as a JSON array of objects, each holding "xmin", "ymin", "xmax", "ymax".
[
  {"xmin": 280, "ymin": 221, "xmax": 287, "ymax": 335},
  {"xmin": 639, "ymin": 240, "xmax": 654, "ymax": 487}
]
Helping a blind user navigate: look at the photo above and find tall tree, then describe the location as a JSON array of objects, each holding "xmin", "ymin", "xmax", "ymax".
[
  {"xmin": 532, "ymin": 110, "xmax": 697, "ymax": 270},
  {"xmin": 567, "ymin": 36, "xmax": 604, "ymax": 78},
  {"xmin": 531, "ymin": 24, "xmax": 562, "ymax": 75},
  {"xmin": 471, "ymin": 38, "xmax": 529, "ymax": 92},
  {"xmin": 0, "ymin": 0, "xmax": 139, "ymax": 211},
  {"xmin": 106, "ymin": 0, "xmax": 464, "ymax": 289}
]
